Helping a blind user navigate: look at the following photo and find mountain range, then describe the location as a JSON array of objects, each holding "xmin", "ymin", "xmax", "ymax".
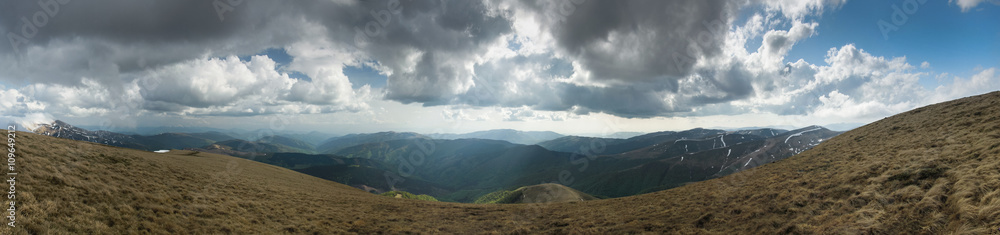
[
  {"xmin": 426, "ymin": 129, "xmax": 564, "ymax": 145},
  {"xmin": 24, "ymin": 118, "xmax": 839, "ymax": 203},
  {"xmin": 10, "ymin": 91, "xmax": 1000, "ymax": 233}
]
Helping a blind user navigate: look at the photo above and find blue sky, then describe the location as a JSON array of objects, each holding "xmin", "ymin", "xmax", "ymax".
[
  {"xmin": 785, "ymin": 0, "xmax": 1000, "ymax": 84},
  {"xmin": 1, "ymin": 0, "xmax": 999, "ymax": 135}
]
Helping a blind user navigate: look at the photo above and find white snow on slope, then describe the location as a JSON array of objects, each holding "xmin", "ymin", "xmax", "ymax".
[
  {"xmin": 719, "ymin": 135, "xmax": 726, "ymax": 147},
  {"xmin": 744, "ymin": 158, "xmax": 753, "ymax": 167},
  {"xmin": 726, "ymin": 149, "xmax": 731, "ymax": 157},
  {"xmin": 784, "ymin": 127, "xmax": 823, "ymax": 143}
]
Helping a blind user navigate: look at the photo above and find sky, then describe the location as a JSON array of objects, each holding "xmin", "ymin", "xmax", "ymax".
[{"xmin": 0, "ymin": 0, "xmax": 998, "ymax": 136}]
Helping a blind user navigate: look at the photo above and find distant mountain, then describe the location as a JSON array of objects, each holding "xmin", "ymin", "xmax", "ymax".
[
  {"xmin": 200, "ymin": 139, "xmax": 306, "ymax": 154},
  {"xmin": 31, "ymin": 120, "xmax": 148, "ymax": 149},
  {"xmin": 184, "ymin": 131, "xmax": 237, "ymax": 142},
  {"xmin": 573, "ymin": 126, "xmax": 841, "ymax": 197},
  {"xmin": 278, "ymin": 131, "xmax": 338, "ymax": 146},
  {"xmin": 427, "ymin": 129, "xmax": 564, "ymax": 145},
  {"xmin": 332, "ymin": 138, "xmax": 573, "ymax": 202},
  {"xmin": 256, "ymin": 135, "xmax": 315, "ymax": 153},
  {"xmin": 537, "ymin": 136, "xmax": 626, "ymax": 153},
  {"xmin": 30, "ymin": 120, "xmax": 224, "ymax": 151},
  {"xmin": 316, "ymin": 132, "xmax": 428, "ymax": 154},
  {"xmin": 602, "ymin": 131, "xmax": 646, "ymax": 139},
  {"xmin": 730, "ymin": 128, "xmax": 787, "ymax": 138},
  {"xmin": 319, "ymin": 126, "xmax": 837, "ymax": 201},
  {"xmin": 140, "ymin": 133, "xmax": 219, "ymax": 150},
  {"xmin": 539, "ymin": 128, "xmax": 729, "ymax": 154}
]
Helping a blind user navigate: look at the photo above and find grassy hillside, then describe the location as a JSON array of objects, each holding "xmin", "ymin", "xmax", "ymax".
[
  {"xmin": 6, "ymin": 91, "xmax": 1000, "ymax": 233},
  {"xmin": 474, "ymin": 184, "xmax": 597, "ymax": 204}
]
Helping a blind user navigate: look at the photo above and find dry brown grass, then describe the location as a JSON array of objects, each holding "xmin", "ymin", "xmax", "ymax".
[{"xmin": 2, "ymin": 91, "xmax": 1000, "ymax": 234}]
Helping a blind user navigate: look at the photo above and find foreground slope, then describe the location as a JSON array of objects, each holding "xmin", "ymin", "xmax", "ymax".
[
  {"xmin": 9, "ymin": 132, "xmax": 538, "ymax": 234},
  {"xmin": 7, "ymin": 91, "xmax": 1000, "ymax": 234}
]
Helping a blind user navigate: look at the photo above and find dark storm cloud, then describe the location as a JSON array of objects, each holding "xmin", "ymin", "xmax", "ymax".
[{"xmin": 519, "ymin": 0, "xmax": 737, "ymax": 82}]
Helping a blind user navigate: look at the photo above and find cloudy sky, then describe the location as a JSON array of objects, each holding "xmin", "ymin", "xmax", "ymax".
[{"xmin": 1, "ymin": 0, "xmax": 998, "ymax": 135}]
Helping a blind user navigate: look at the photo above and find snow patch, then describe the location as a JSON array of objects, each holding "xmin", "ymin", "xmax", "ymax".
[
  {"xmin": 719, "ymin": 134, "xmax": 726, "ymax": 148},
  {"xmin": 726, "ymin": 149, "xmax": 732, "ymax": 157},
  {"xmin": 784, "ymin": 127, "xmax": 822, "ymax": 143},
  {"xmin": 744, "ymin": 158, "xmax": 753, "ymax": 167},
  {"xmin": 154, "ymin": 150, "xmax": 170, "ymax": 153}
]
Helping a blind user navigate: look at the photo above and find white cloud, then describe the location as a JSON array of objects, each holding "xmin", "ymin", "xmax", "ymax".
[
  {"xmin": 931, "ymin": 68, "xmax": 1000, "ymax": 102},
  {"xmin": 951, "ymin": 0, "xmax": 1000, "ymax": 12},
  {"xmin": 758, "ymin": 0, "xmax": 847, "ymax": 19},
  {"xmin": 138, "ymin": 56, "xmax": 291, "ymax": 109},
  {"xmin": 921, "ymin": 61, "xmax": 931, "ymax": 69},
  {"xmin": 811, "ymin": 90, "xmax": 913, "ymax": 121}
]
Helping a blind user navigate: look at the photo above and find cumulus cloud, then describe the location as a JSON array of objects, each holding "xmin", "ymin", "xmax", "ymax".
[
  {"xmin": 757, "ymin": 0, "xmax": 847, "ymax": 19},
  {"xmin": 510, "ymin": 0, "xmax": 736, "ymax": 84},
  {"xmin": 950, "ymin": 0, "xmax": 1000, "ymax": 12},
  {"xmin": 931, "ymin": 68, "xmax": 1000, "ymax": 102},
  {"xmin": 0, "ymin": 0, "xmax": 996, "ymax": 128}
]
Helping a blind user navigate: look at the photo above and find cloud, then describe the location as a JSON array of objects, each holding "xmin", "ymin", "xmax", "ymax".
[
  {"xmin": 760, "ymin": 21, "xmax": 818, "ymax": 62},
  {"xmin": 811, "ymin": 90, "xmax": 913, "ymax": 120},
  {"xmin": 138, "ymin": 56, "xmax": 290, "ymax": 109},
  {"xmin": 931, "ymin": 68, "xmax": 1000, "ymax": 102},
  {"xmin": 0, "ymin": 0, "xmax": 996, "ymax": 128},
  {"xmin": 950, "ymin": 0, "xmax": 1000, "ymax": 12},
  {"xmin": 921, "ymin": 61, "xmax": 931, "ymax": 69},
  {"xmin": 510, "ymin": 0, "xmax": 737, "ymax": 84},
  {"xmin": 757, "ymin": 0, "xmax": 847, "ymax": 19},
  {"xmin": 499, "ymin": 107, "xmax": 572, "ymax": 122}
]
